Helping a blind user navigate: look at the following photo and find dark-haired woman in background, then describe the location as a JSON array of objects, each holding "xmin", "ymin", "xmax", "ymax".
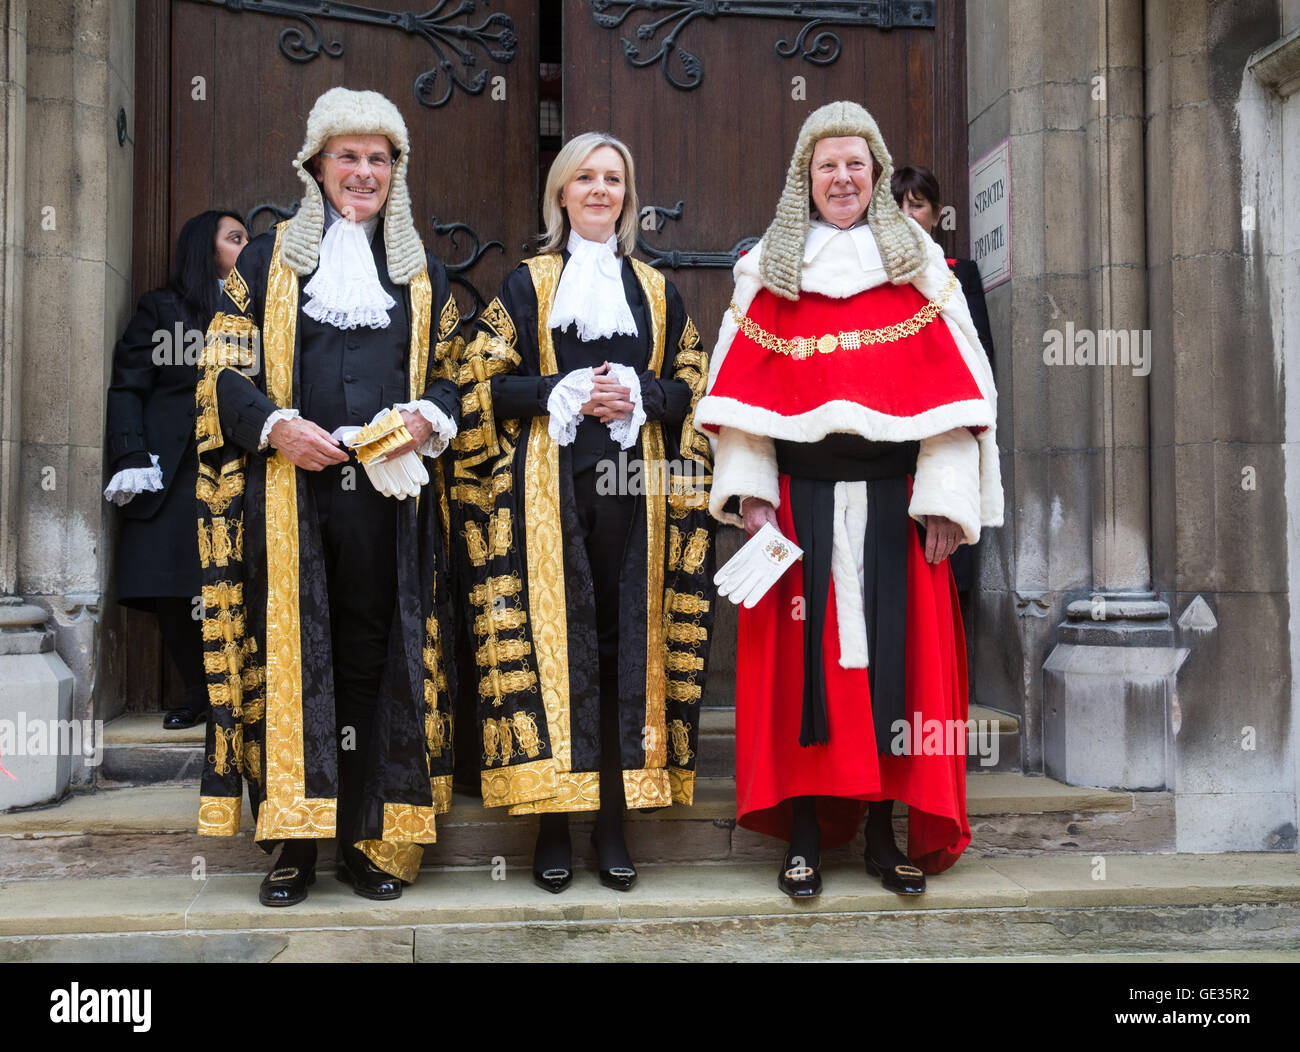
[
  {"xmin": 104, "ymin": 210, "xmax": 248, "ymax": 729},
  {"xmin": 891, "ymin": 165, "xmax": 994, "ymax": 601}
]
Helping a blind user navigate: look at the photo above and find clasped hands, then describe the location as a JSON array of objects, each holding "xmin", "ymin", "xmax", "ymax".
[
  {"xmin": 268, "ymin": 410, "xmax": 432, "ymax": 472},
  {"xmin": 740, "ymin": 496, "xmax": 965, "ymax": 566},
  {"xmin": 580, "ymin": 361, "xmax": 634, "ymax": 423}
]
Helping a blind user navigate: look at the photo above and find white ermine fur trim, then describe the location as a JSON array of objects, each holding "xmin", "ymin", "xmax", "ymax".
[
  {"xmin": 831, "ymin": 480, "xmax": 870, "ymax": 668},
  {"xmin": 710, "ymin": 426, "xmax": 780, "ymax": 527},
  {"xmin": 909, "ymin": 426, "xmax": 983, "ymax": 545}
]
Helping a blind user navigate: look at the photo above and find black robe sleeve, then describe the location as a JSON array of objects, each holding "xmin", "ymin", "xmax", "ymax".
[{"xmin": 105, "ymin": 291, "xmax": 170, "ymax": 471}]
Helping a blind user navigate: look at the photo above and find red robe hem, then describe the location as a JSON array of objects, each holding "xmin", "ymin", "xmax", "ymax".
[{"xmin": 734, "ymin": 475, "xmax": 971, "ymax": 875}]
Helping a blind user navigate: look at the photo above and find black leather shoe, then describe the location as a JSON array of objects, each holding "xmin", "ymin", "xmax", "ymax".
[
  {"xmin": 335, "ymin": 846, "xmax": 403, "ymax": 900},
  {"xmin": 259, "ymin": 863, "xmax": 315, "ymax": 907},
  {"xmin": 864, "ymin": 849, "xmax": 926, "ymax": 895},
  {"xmin": 532, "ymin": 866, "xmax": 573, "ymax": 894},
  {"xmin": 597, "ymin": 865, "xmax": 637, "ymax": 892},
  {"xmin": 590, "ymin": 833, "xmax": 637, "ymax": 892},
  {"xmin": 162, "ymin": 705, "xmax": 208, "ymax": 730},
  {"xmin": 778, "ymin": 858, "xmax": 822, "ymax": 898}
]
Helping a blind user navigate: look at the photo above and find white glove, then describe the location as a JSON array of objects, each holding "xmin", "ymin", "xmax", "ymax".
[
  {"xmin": 713, "ymin": 521, "xmax": 803, "ymax": 608},
  {"xmin": 364, "ymin": 448, "xmax": 428, "ymax": 500},
  {"xmin": 338, "ymin": 408, "xmax": 430, "ymax": 500}
]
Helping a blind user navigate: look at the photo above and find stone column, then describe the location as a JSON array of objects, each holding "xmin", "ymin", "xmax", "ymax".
[
  {"xmin": 967, "ymin": 0, "xmax": 1143, "ymax": 770},
  {"xmin": 0, "ymin": 0, "xmax": 26, "ymax": 596},
  {"xmin": 1137, "ymin": 0, "xmax": 1289, "ymax": 849},
  {"xmin": 15, "ymin": 0, "xmax": 136, "ymax": 785}
]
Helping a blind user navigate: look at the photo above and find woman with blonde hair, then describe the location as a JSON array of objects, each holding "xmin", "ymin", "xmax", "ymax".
[{"xmin": 452, "ymin": 132, "xmax": 716, "ymax": 892}]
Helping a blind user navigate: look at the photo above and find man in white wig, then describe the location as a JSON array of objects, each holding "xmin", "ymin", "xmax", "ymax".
[
  {"xmin": 695, "ymin": 100, "xmax": 1002, "ymax": 898},
  {"xmin": 193, "ymin": 87, "xmax": 463, "ymax": 906}
]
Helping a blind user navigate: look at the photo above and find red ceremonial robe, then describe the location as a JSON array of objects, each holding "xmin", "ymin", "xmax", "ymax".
[{"xmin": 704, "ymin": 276, "xmax": 991, "ymax": 875}]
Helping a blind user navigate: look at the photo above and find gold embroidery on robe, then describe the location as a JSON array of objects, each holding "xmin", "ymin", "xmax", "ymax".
[{"xmin": 223, "ymin": 264, "xmax": 251, "ymax": 313}]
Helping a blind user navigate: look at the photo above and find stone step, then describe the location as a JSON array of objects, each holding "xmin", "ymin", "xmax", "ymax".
[
  {"xmin": 0, "ymin": 853, "xmax": 1296, "ymax": 961},
  {"xmin": 98, "ymin": 703, "xmax": 1021, "ymax": 785},
  {"xmin": 0, "ymin": 773, "xmax": 1172, "ymax": 880},
  {"xmin": 99, "ymin": 714, "xmax": 205, "ymax": 787}
]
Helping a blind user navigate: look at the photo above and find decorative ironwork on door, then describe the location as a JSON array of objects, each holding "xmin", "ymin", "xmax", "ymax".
[
  {"xmin": 184, "ymin": 0, "xmax": 519, "ymax": 107},
  {"xmin": 589, "ymin": 0, "xmax": 936, "ymax": 89}
]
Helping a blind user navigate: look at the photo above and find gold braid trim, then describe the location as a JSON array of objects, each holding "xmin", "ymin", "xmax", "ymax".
[
  {"xmin": 668, "ymin": 767, "xmax": 696, "ymax": 806},
  {"xmin": 431, "ymin": 775, "xmax": 453, "ymax": 814},
  {"xmin": 480, "ymin": 757, "xmax": 558, "ymax": 808},
  {"xmin": 357, "ymin": 840, "xmax": 424, "ymax": 883},
  {"xmin": 197, "ymin": 795, "xmax": 241, "ymax": 836},
  {"xmin": 508, "ymin": 771, "xmax": 601, "ymax": 814},
  {"xmin": 254, "ymin": 224, "xmax": 336, "ymax": 843},
  {"xmin": 730, "ymin": 271, "xmax": 959, "ymax": 358}
]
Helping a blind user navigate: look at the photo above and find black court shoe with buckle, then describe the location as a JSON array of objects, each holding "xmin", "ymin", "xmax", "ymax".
[
  {"xmin": 532, "ymin": 866, "xmax": 573, "ymax": 894},
  {"xmin": 864, "ymin": 848, "xmax": 926, "ymax": 895},
  {"xmin": 259, "ymin": 863, "xmax": 315, "ymax": 907},
  {"xmin": 597, "ymin": 865, "xmax": 637, "ymax": 892},
  {"xmin": 590, "ymin": 832, "xmax": 637, "ymax": 892},
  {"xmin": 335, "ymin": 845, "xmax": 403, "ymax": 900},
  {"xmin": 778, "ymin": 856, "xmax": 822, "ymax": 899}
]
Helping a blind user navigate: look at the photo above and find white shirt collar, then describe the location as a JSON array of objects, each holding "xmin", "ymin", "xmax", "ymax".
[
  {"xmin": 804, "ymin": 218, "xmax": 883, "ymax": 272},
  {"xmin": 566, "ymin": 228, "xmax": 620, "ymax": 256},
  {"xmin": 324, "ymin": 197, "xmax": 380, "ymax": 244}
]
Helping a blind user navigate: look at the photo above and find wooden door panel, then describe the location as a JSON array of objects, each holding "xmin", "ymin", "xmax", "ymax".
[
  {"xmin": 139, "ymin": 0, "xmax": 539, "ymax": 318},
  {"xmin": 563, "ymin": 0, "xmax": 966, "ymax": 338}
]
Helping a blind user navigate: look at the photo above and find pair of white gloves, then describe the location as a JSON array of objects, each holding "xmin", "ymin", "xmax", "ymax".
[
  {"xmin": 335, "ymin": 408, "xmax": 429, "ymax": 501},
  {"xmin": 713, "ymin": 521, "xmax": 803, "ymax": 608}
]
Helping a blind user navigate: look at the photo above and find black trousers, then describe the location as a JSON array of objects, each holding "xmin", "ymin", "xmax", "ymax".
[
  {"xmin": 572, "ymin": 466, "xmax": 636, "ymax": 789},
  {"xmin": 155, "ymin": 597, "xmax": 207, "ymax": 707},
  {"xmin": 310, "ymin": 463, "xmax": 398, "ymax": 845}
]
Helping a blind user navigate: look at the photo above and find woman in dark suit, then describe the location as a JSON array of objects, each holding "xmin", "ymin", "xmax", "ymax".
[{"xmin": 104, "ymin": 209, "xmax": 248, "ymax": 728}]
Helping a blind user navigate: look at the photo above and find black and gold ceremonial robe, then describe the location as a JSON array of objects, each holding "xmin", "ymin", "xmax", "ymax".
[
  {"xmin": 452, "ymin": 252, "xmax": 715, "ymax": 812},
  {"xmin": 193, "ymin": 221, "xmax": 462, "ymax": 881}
]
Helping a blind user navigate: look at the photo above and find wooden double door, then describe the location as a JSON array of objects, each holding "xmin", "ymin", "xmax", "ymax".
[{"xmin": 128, "ymin": 0, "xmax": 966, "ymax": 709}]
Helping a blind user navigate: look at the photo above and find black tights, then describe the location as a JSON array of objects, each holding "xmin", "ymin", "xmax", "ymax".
[
  {"xmin": 787, "ymin": 796, "xmax": 909, "ymax": 868},
  {"xmin": 533, "ymin": 686, "xmax": 633, "ymax": 873}
]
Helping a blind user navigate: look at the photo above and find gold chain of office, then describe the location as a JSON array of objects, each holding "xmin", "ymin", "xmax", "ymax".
[{"xmin": 729, "ymin": 272, "xmax": 959, "ymax": 359}]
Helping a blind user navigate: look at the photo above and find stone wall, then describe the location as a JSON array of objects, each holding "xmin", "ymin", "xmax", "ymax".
[
  {"xmin": 1144, "ymin": 0, "xmax": 1292, "ymax": 851},
  {"xmin": 966, "ymin": 0, "xmax": 1150, "ymax": 768},
  {"xmin": 9, "ymin": 0, "xmax": 135, "ymax": 786}
]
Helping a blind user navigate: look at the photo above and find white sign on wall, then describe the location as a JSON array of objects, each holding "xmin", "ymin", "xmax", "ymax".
[{"xmin": 969, "ymin": 139, "xmax": 1011, "ymax": 291}]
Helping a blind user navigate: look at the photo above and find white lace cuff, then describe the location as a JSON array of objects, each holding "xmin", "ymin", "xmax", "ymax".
[
  {"xmin": 394, "ymin": 400, "xmax": 458, "ymax": 459},
  {"xmin": 605, "ymin": 363, "xmax": 646, "ymax": 450},
  {"xmin": 259, "ymin": 408, "xmax": 300, "ymax": 451},
  {"xmin": 103, "ymin": 453, "xmax": 163, "ymax": 507},
  {"xmin": 546, "ymin": 367, "xmax": 595, "ymax": 446}
]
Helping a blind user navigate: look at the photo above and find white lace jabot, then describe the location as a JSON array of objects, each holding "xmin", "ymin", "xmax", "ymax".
[
  {"xmin": 302, "ymin": 199, "xmax": 394, "ymax": 330},
  {"xmin": 549, "ymin": 230, "xmax": 638, "ymax": 342}
]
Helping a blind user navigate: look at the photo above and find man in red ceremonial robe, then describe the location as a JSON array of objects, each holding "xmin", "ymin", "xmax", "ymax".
[{"xmin": 695, "ymin": 101, "xmax": 1003, "ymax": 898}]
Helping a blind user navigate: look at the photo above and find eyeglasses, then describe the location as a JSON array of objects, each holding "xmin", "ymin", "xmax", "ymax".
[{"xmin": 321, "ymin": 151, "xmax": 394, "ymax": 172}]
